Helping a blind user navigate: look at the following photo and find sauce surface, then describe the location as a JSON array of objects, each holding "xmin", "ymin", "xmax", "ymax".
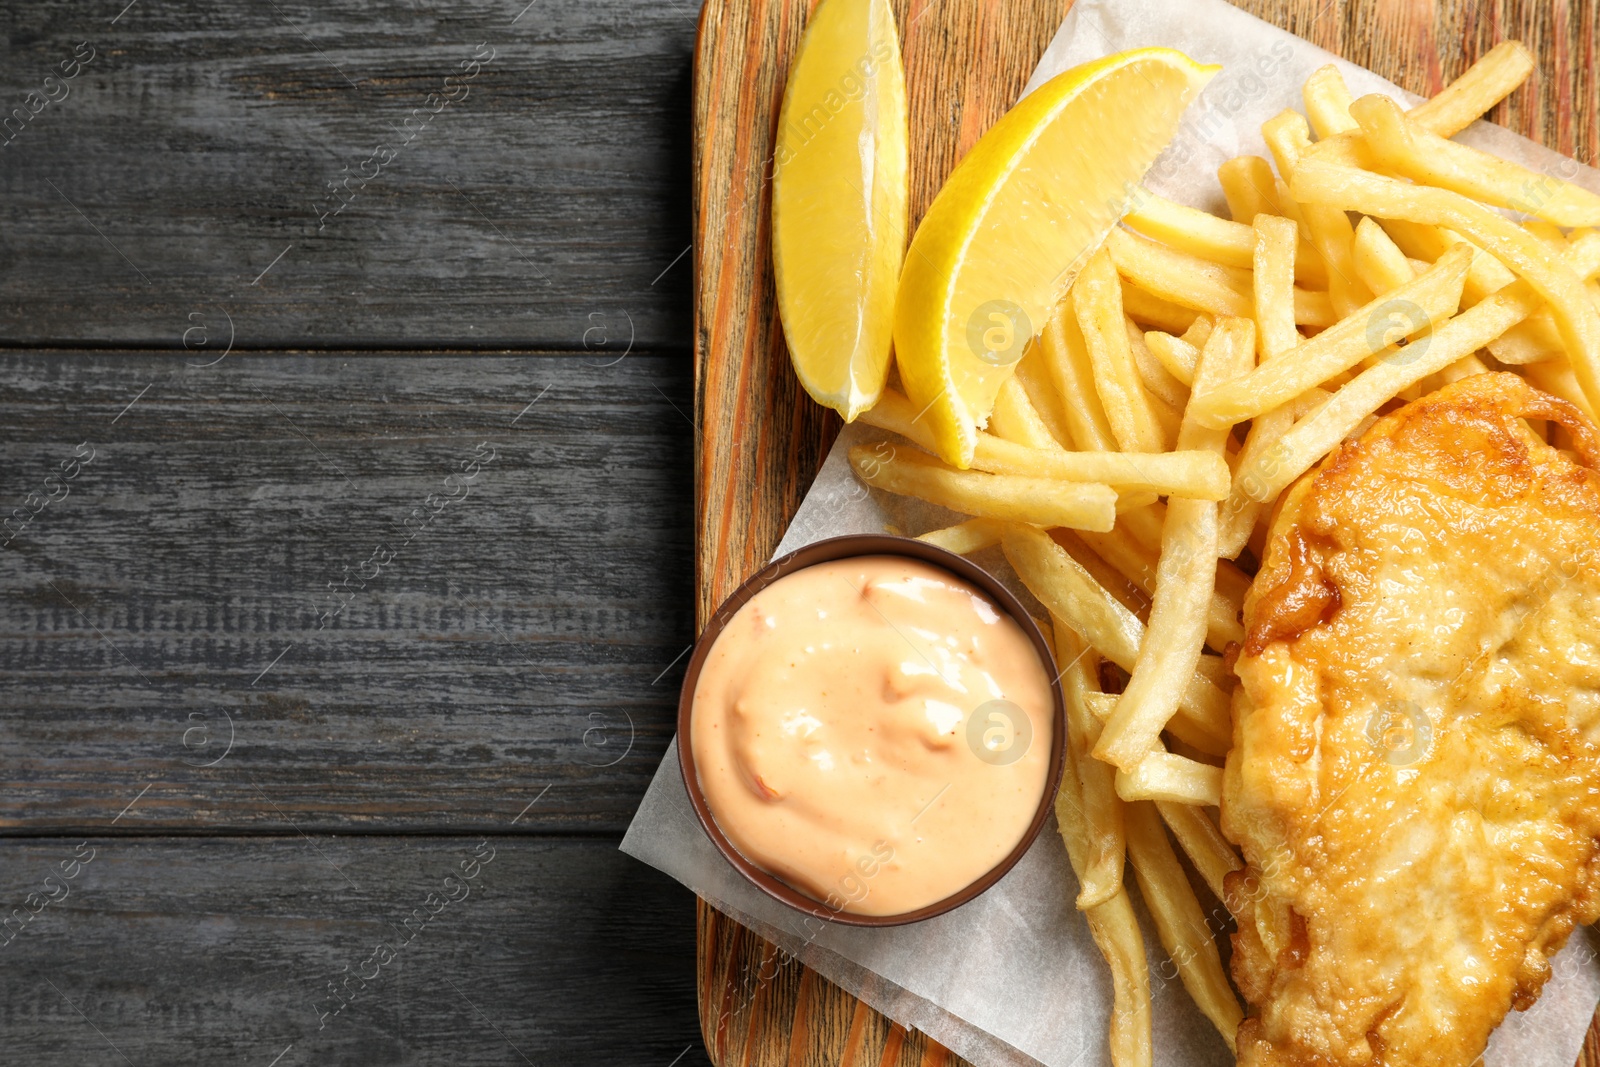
[{"xmin": 690, "ymin": 554, "xmax": 1054, "ymax": 916}]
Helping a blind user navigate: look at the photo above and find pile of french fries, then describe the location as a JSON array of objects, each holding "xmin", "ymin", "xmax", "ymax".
[{"xmin": 846, "ymin": 41, "xmax": 1600, "ymax": 1066}]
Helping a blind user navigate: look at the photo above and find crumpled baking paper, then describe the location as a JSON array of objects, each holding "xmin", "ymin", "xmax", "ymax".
[{"xmin": 622, "ymin": 0, "xmax": 1600, "ymax": 1063}]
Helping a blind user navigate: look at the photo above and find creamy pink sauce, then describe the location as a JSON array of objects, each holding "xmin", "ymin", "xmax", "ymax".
[{"xmin": 690, "ymin": 555, "xmax": 1054, "ymax": 916}]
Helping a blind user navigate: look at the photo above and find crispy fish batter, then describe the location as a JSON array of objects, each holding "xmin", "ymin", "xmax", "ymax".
[{"xmin": 1224, "ymin": 373, "xmax": 1600, "ymax": 1067}]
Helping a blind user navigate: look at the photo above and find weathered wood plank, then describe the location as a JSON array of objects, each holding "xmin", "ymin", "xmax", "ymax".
[
  {"xmin": 691, "ymin": 0, "xmax": 1600, "ymax": 1064},
  {"xmin": 0, "ymin": 835, "xmax": 712, "ymax": 1066},
  {"xmin": 0, "ymin": 0, "xmax": 699, "ymax": 348},
  {"xmin": 0, "ymin": 350, "xmax": 695, "ymax": 833}
]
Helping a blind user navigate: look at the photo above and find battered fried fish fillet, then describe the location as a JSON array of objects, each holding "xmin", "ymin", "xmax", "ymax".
[{"xmin": 1223, "ymin": 373, "xmax": 1600, "ymax": 1067}]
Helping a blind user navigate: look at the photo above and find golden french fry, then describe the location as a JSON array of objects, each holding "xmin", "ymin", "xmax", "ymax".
[
  {"xmin": 1213, "ymin": 555, "xmax": 1251, "ymax": 613},
  {"xmin": 1351, "ymin": 216, "xmax": 1417, "ymax": 294},
  {"xmin": 1096, "ymin": 322, "xmax": 1250, "ymax": 771},
  {"xmin": 1001, "ymin": 524, "xmax": 1232, "ymax": 755},
  {"xmin": 1303, "ymin": 64, "xmax": 1358, "ymax": 138},
  {"xmin": 1125, "ymin": 189, "xmax": 1255, "ymax": 268},
  {"xmin": 1294, "ymin": 288, "xmax": 1337, "ymax": 328},
  {"xmin": 1485, "ymin": 230, "xmax": 1600, "ymax": 363},
  {"xmin": 1291, "ymin": 159, "xmax": 1600, "ymax": 412},
  {"xmin": 1300, "ymin": 42, "xmax": 1535, "ymax": 177},
  {"xmin": 1055, "ymin": 625, "xmax": 1127, "ymax": 909},
  {"xmin": 1181, "ymin": 318, "xmax": 1257, "ymax": 449},
  {"xmin": 1120, "ymin": 279, "xmax": 1201, "ymax": 335},
  {"xmin": 1262, "ymin": 109, "xmax": 1373, "ymax": 317},
  {"xmin": 1144, "ymin": 330, "xmax": 1199, "ymax": 387},
  {"xmin": 1057, "ymin": 530, "xmax": 1148, "ymax": 617},
  {"xmin": 849, "ymin": 443, "xmax": 1117, "ymax": 531},
  {"xmin": 1245, "ymin": 283, "xmax": 1547, "ymax": 502},
  {"xmin": 1345, "ymin": 220, "xmax": 1435, "ymax": 413},
  {"xmin": 1525, "ymin": 218, "xmax": 1568, "ymax": 248},
  {"xmin": 1217, "ymin": 155, "xmax": 1282, "ymax": 223},
  {"xmin": 1253, "ymin": 215, "xmax": 1301, "ymax": 359},
  {"xmin": 1093, "ymin": 499, "xmax": 1219, "ymax": 768},
  {"xmin": 1117, "ymin": 499, "xmax": 1164, "ymax": 553},
  {"xmin": 1217, "ymin": 214, "xmax": 1304, "ymax": 557},
  {"xmin": 1111, "ymin": 227, "xmax": 1330, "ymax": 326},
  {"xmin": 1041, "ymin": 299, "xmax": 1119, "ymax": 451},
  {"xmin": 1181, "ymin": 315, "xmax": 1215, "ymax": 349},
  {"xmin": 1081, "ymin": 696, "xmax": 1233, "ymax": 851},
  {"xmin": 1353, "ymin": 94, "xmax": 1600, "ymax": 228},
  {"xmin": 1408, "ymin": 41, "xmax": 1535, "ymax": 137},
  {"xmin": 1116, "ymin": 751, "xmax": 1223, "ymax": 805},
  {"xmin": 1116, "ymin": 491, "xmax": 1161, "ymax": 514},
  {"xmin": 1126, "ymin": 318, "xmax": 1189, "ymax": 410},
  {"xmin": 915, "ymin": 517, "xmax": 1005, "ymax": 555},
  {"xmin": 860, "ymin": 391, "xmax": 1231, "ymax": 498},
  {"xmin": 1125, "ymin": 801, "xmax": 1243, "ymax": 1050},
  {"xmin": 989, "ymin": 376, "xmax": 1064, "ymax": 451},
  {"xmin": 1055, "ymin": 764, "xmax": 1152, "ymax": 1067},
  {"xmin": 1378, "ymin": 218, "xmax": 1520, "ymax": 305},
  {"xmin": 1075, "ymin": 249, "xmax": 1167, "ymax": 452},
  {"xmin": 1012, "ymin": 341, "xmax": 1076, "ymax": 449},
  {"xmin": 1188, "ymin": 244, "xmax": 1472, "ymax": 428},
  {"xmin": 1123, "ymin": 191, "xmax": 1328, "ymax": 289},
  {"xmin": 1489, "ymin": 316, "xmax": 1564, "ymax": 364},
  {"xmin": 1075, "ymin": 525, "xmax": 1245, "ymax": 651},
  {"xmin": 1110, "ymin": 226, "xmax": 1252, "ymax": 319},
  {"xmin": 1156, "ymin": 801, "xmax": 1243, "ymax": 906},
  {"xmin": 980, "ymin": 440, "xmax": 1230, "ymax": 499}
]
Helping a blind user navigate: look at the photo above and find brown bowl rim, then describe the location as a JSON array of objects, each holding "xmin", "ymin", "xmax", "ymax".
[{"xmin": 677, "ymin": 533, "xmax": 1068, "ymax": 928}]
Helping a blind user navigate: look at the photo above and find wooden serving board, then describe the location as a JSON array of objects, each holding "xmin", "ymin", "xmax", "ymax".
[{"xmin": 689, "ymin": 1, "xmax": 1600, "ymax": 1064}]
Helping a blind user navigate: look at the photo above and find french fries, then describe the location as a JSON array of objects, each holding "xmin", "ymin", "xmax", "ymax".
[
  {"xmin": 1074, "ymin": 525, "xmax": 1245, "ymax": 651},
  {"xmin": 1156, "ymin": 800, "xmax": 1243, "ymax": 905},
  {"xmin": 915, "ymin": 517, "xmax": 1005, "ymax": 555},
  {"xmin": 989, "ymin": 376, "xmax": 1066, "ymax": 450},
  {"xmin": 1040, "ymin": 300, "xmax": 1119, "ymax": 450},
  {"xmin": 1219, "ymin": 214, "xmax": 1301, "ymax": 556},
  {"xmin": 1076, "ymin": 248, "xmax": 1167, "ymax": 452},
  {"xmin": 1055, "ymin": 764, "xmax": 1151, "ymax": 1067},
  {"xmin": 1117, "ymin": 750, "xmax": 1223, "ymax": 805},
  {"xmin": 1243, "ymin": 279, "xmax": 1548, "ymax": 501},
  {"xmin": 1125, "ymin": 801, "xmax": 1243, "ymax": 1048},
  {"xmin": 1056, "ymin": 626, "xmax": 1126, "ymax": 908},
  {"xmin": 1144, "ymin": 330, "xmax": 1199, "ymax": 386},
  {"xmin": 827, "ymin": 36, "xmax": 1591, "ymax": 1067},
  {"xmin": 860, "ymin": 390, "xmax": 1230, "ymax": 498},
  {"xmin": 1188, "ymin": 245, "xmax": 1471, "ymax": 428},
  {"xmin": 1124, "ymin": 189, "xmax": 1329, "ymax": 289},
  {"xmin": 1002, "ymin": 524, "xmax": 1232, "ymax": 755},
  {"xmin": 1302, "ymin": 64, "xmax": 1357, "ymax": 138},
  {"xmin": 1290, "ymin": 160, "xmax": 1600, "ymax": 410},
  {"xmin": 1354, "ymin": 93, "xmax": 1600, "ymax": 228},
  {"xmin": 1217, "ymin": 155, "xmax": 1282, "ymax": 223},
  {"xmin": 1406, "ymin": 40, "xmax": 1535, "ymax": 137},
  {"xmin": 1261, "ymin": 109, "xmax": 1373, "ymax": 317},
  {"xmin": 1095, "ymin": 322, "xmax": 1250, "ymax": 770},
  {"xmin": 849, "ymin": 443, "xmax": 1117, "ymax": 531}
]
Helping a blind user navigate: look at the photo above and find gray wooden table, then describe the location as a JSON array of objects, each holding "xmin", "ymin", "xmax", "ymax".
[{"xmin": 0, "ymin": 2, "xmax": 711, "ymax": 1063}]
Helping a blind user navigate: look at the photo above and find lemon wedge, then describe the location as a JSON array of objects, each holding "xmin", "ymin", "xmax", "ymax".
[
  {"xmin": 895, "ymin": 48, "xmax": 1219, "ymax": 466},
  {"xmin": 772, "ymin": 0, "xmax": 908, "ymax": 422}
]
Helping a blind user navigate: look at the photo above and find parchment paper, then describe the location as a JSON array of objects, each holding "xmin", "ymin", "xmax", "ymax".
[{"xmin": 622, "ymin": 1, "xmax": 1600, "ymax": 1063}]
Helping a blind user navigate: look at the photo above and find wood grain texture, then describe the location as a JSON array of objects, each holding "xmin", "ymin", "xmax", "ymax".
[
  {"xmin": 0, "ymin": 350, "xmax": 694, "ymax": 834},
  {"xmin": 0, "ymin": 0, "xmax": 696, "ymax": 348},
  {"xmin": 691, "ymin": 0, "xmax": 1600, "ymax": 1065},
  {"xmin": 0, "ymin": 836, "xmax": 712, "ymax": 1066}
]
